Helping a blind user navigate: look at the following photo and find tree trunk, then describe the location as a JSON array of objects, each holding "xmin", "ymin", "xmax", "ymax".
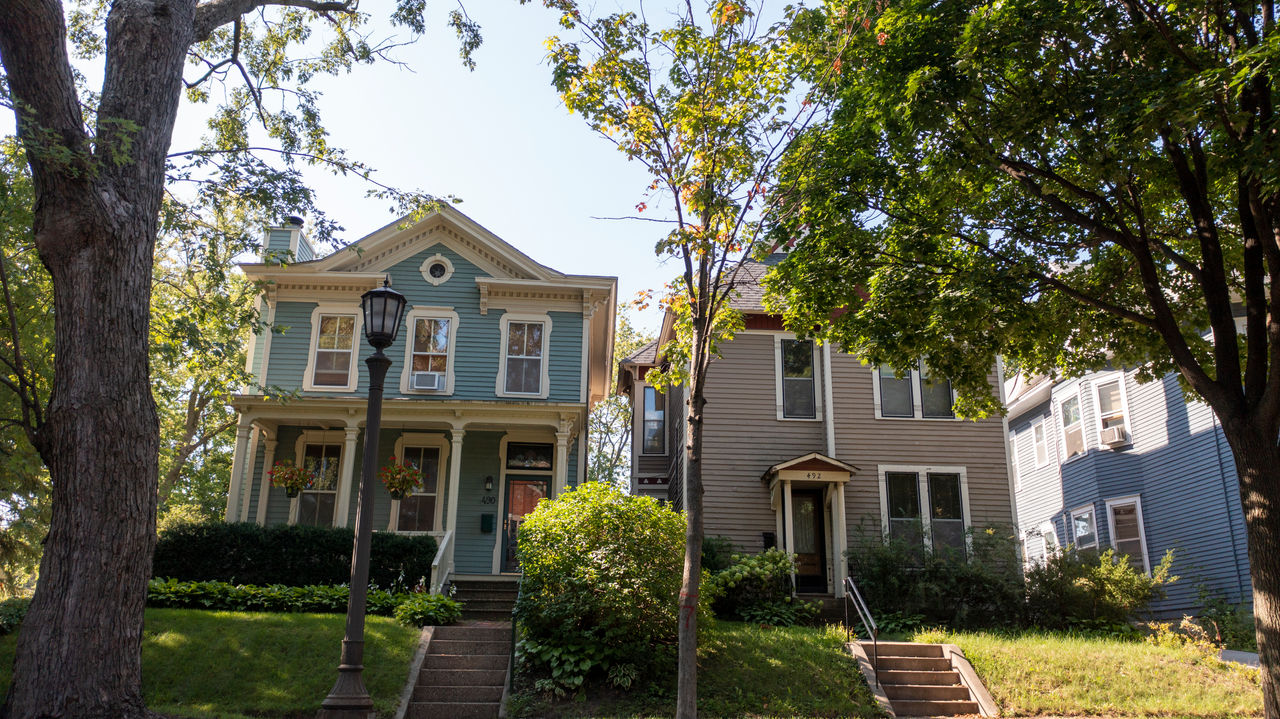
[
  {"xmin": 676, "ymin": 374, "xmax": 706, "ymax": 719},
  {"xmin": 1223, "ymin": 422, "xmax": 1280, "ymax": 719},
  {"xmin": 0, "ymin": 1, "xmax": 194, "ymax": 715}
]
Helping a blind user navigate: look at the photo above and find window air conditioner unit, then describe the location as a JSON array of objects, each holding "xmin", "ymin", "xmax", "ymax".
[
  {"xmin": 1101, "ymin": 426, "xmax": 1128, "ymax": 447},
  {"xmin": 412, "ymin": 372, "xmax": 444, "ymax": 391}
]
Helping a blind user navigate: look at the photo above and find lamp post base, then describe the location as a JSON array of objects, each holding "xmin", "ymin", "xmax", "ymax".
[{"xmin": 317, "ymin": 653, "xmax": 375, "ymax": 719}]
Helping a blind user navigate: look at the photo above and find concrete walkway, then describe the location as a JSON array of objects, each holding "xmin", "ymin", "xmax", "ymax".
[{"xmin": 1219, "ymin": 649, "xmax": 1260, "ymax": 667}]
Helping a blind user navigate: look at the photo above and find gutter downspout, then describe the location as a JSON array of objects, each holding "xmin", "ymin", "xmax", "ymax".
[{"xmin": 823, "ymin": 343, "xmax": 836, "ymax": 457}]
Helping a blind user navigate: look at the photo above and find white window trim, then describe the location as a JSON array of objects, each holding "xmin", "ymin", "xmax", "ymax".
[
  {"xmin": 387, "ymin": 432, "xmax": 449, "ymax": 536},
  {"xmin": 774, "ymin": 335, "xmax": 822, "ymax": 422},
  {"xmin": 398, "ymin": 306, "xmax": 460, "ymax": 396},
  {"xmin": 419, "ymin": 253, "xmax": 455, "ymax": 286},
  {"xmin": 876, "ymin": 464, "xmax": 971, "ymax": 548},
  {"xmin": 1070, "ymin": 504, "xmax": 1098, "ymax": 549},
  {"xmin": 1104, "ymin": 494, "xmax": 1151, "ymax": 574},
  {"xmin": 1091, "ymin": 372, "xmax": 1133, "ymax": 448},
  {"xmin": 1010, "ymin": 432, "xmax": 1020, "ymax": 492},
  {"xmin": 302, "ymin": 303, "xmax": 363, "ymax": 392},
  {"xmin": 1056, "ymin": 384, "xmax": 1086, "ymax": 462},
  {"xmin": 496, "ymin": 312, "xmax": 553, "ymax": 399},
  {"xmin": 870, "ymin": 365, "xmax": 959, "ymax": 421},
  {"xmin": 288, "ymin": 430, "xmax": 347, "ymax": 526},
  {"xmin": 1032, "ymin": 419, "xmax": 1050, "ymax": 467},
  {"xmin": 635, "ymin": 382, "xmax": 668, "ymax": 456}
]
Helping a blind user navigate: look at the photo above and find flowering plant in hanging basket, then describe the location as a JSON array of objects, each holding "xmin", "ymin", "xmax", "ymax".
[
  {"xmin": 267, "ymin": 460, "xmax": 314, "ymax": 498},
  {"xmin": 380, "ymin": 458, "xmax": 422, "ymax": 500}
]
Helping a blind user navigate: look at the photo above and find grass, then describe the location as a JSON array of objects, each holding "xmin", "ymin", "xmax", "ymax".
[
  {"xmin": 509, "ymin": 619, "xmax": 885, "ymax": 718},
  {"xmin": 913, "ymin": 627, "xmax": 1262, "ymax": 718},
  {"xmin": 0, "ymin": 608, "xmax": 422, "ymax": 718}
]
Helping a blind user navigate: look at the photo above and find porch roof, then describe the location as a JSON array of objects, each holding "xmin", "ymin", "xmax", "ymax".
[{"xmin": 761, "ymin": 452, "xmax": 859, "ymax": 482}]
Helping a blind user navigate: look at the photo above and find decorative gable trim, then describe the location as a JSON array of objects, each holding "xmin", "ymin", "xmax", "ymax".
[{"xmin": 475, "ymin": 278, "xmax": 613, "ymax": 316}]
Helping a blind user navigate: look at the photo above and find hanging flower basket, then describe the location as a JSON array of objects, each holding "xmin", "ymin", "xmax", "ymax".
[
  {"xmin": 380, "ymin": 457, "xmax": 422, "ymax": 501},
  {"xmin": 267, "ymin": 460, "xmax": 314, "ymax": 499}
]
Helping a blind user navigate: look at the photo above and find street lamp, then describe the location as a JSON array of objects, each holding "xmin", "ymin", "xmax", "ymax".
[{"xmin": 319, "ymin": 279, "xmax": 407, "ymax": 719}]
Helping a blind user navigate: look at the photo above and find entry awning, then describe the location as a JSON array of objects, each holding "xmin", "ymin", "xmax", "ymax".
[{"xmin": 761, "ymin": 452, "xmax": 859, "ymax": 489}]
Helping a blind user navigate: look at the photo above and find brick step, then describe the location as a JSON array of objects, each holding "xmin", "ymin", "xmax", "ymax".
[
  {"xmin": 422, "ymin": 653, "xmax": 508, "ymax": 670},
  {"xmin": 876, "ymin": 656, "xmax": 953, "ymax": 672},
  {"xmin": 459, "ymin": 610, "xmax": 516, "ymax": 622},
  {"xmin": 428, "ymin": 639, "xmax": 510, "ymax": 656},
  {"xmin": 419, "ymin": 668, "xmax": 507, "ymax": 686},
  {"xmin": 866, "ymin": 641, "xmax": 944, "ymax": 658},
  {"xmin": 883, "ymin": 684, "xmax": 972, "ymax": 701},
  {"xmin": 414, "ymin": 684, "xmax": 504, "ymax": 703},
  {"xmin": 890, "ymin": 698, "xmax": 980, "ymax": 716},
  {"xmin": 456, "ymin": 598, "xmax": 517, "ymax": 612},
  {"xmin": 877, "ymin": 669, "xmax": 962, "ymax": 686},
  {"xmin": 407, "ymin": 701, "xmax": 499, "ymax": 719},
  {"xmin": 433, "ymin": 625, "xmax": 509, "ymax": 642}
]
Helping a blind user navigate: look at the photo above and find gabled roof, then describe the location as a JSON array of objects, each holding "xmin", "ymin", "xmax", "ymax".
[
  {"xmin": 622, "ymin": 339, "xmax": 660, "ymax": 366},
  {"xmin": 762, "ymin": 452, "xmax": 859, "ymax": 480}
]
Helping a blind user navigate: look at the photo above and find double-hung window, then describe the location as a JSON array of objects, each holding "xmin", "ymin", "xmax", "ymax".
[
  {"xmin": 1071, "ymin": 505, "xmax": 1098, "ymax": 549},
  {"xmin": 781, "ymin": 339, "xmax": 817, "ymax": 419},
  {"xmin": 1060, "ymin": 394, "xmax": 1086, "ymax": 459},
  {"xmin": 875, "ymin": 362, "xmax": 955, "ymax": 419},
  {"xmin": 298, "ymin": 442, "xmax": 341, "ymax": 526},
  {"xmin": 882, "ymin": 467, "xmax": 968, "ymax": 558},
  {"xmin": 1032, "ymin": 420, "xmax": 1050, "ymax": 466},
  {"xmin": 412, "ymin": 318, "xmax": 450, "ymax": 376},
  {"xmin": 396, "ymin": 445, "xmax": 441, "ymax": 532},
  {"xmin": 1094, "ymin": 377, "xmax": 1130, "ymax": 445},
  {"xmin": 504, "ymin": 321, "xmax": 545, "ymax": 395},
  {"xmin": 642, "ymin": 386, "xmax": 666, "ymax": 454},
  {"xmin": 312, "ymin": 314, "xmax": 356, "ymax": 388},
  {"xmin": 1106, "ymin": 497, "xmax": 1150, "ymax": 573},
  {"xmin": 401, "ymin": 308, "xmax": 458, "ymax": 395}
]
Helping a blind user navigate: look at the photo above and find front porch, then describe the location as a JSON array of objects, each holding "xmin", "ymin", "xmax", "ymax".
[
  {"xmin": 763, "ymin": 452, "xmax": 859, "ymax": 597},
  {"xmin": 223, "ymin": 397, "xmax": 585, "ymax": 592}
]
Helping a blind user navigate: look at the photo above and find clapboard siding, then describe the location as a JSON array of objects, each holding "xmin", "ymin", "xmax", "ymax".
[
  {"xmin": 829, "ymin": 353, "xmax": 1013, "ymax": 545},
  {"xmin": 454, "ymin": 431, "xmax": 503, "ymax": 574},
  {"xmin": 701, "ymin": 333, "xmax": 825, "ymax": 550},
  {"xmin": 1009, "ymin": 398, "xmax": 1065, "ymax": 558},
  {"xmin": 1011, "ymin": 369, "xmax": 1253, "ymax": 614},
  {"xmin": 263, "ymin": 245, "xmax": 584, "ymax": 403}
]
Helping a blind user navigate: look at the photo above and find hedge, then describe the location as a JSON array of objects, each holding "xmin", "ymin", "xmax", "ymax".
[{"xmin": 152, "ymin": 522, "xmax": 437, "ymax": 590}]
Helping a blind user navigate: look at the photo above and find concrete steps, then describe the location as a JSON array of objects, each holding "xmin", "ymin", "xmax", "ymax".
[
  {"xmin": 407, "ymin": 623, "xmax": 511, "ymax": 719},
  {"xmin": 452, "ymin": 577, "xmax": 518, "ymax": 622},
  {"xmin": 863, "ymin": 641, "xmax": 983, "ymax": 717}
]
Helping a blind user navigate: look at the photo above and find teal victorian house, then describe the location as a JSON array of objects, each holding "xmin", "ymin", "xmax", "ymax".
[{"xmin": 223, "ymin": 208, "xmax": 617, "ymax": 590}]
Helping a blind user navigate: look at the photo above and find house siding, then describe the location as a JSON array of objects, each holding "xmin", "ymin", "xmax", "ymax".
[{"xmin": 264, "ymin": 245, "xmax": 584, "ymax": 402}]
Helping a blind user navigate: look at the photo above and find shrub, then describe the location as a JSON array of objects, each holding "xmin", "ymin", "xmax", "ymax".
[
  {"xmin": 1197, "ymin": 587, "xmax": 1257, "ymax": 652},
  {"xmin": 705, "ymin": 548, "xmax": 818, "ymax": 626},
  {"xmin": 394, "ymin": 593, "xmax": 464, "ymax": 627},
  {"xmin": 515, "ymin": 483, "xmax": 686, "ymax": 693},
  {"xmin": 701, "ymin": 535, "xmax": 736, "ymax": 574},
  {"xmin": 0, "ymin": 597, "xmax": 30, "ymax": 635},
  {"xmin": 846, "ymin": 525, "xmax": 1024, "ymax": 629},
  {"xmin": 1025, "ymin": 548, "xmax": 1176, "ymax": 630},
  {"xmin": 152, "ymin": 522, "xmax": 437, "ymax": 590}
]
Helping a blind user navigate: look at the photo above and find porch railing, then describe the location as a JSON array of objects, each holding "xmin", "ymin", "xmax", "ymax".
[
  {"xmin": 843, "ymin": 576, "xmax": 879, "ymax": 675},
  {"xmin": 430, "ymin": 529, "xmax": 455, "ymax": 595}
]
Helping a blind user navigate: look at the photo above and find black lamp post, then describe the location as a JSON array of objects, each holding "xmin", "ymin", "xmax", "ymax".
[{"xmin": 319, "ymin": 279, "xmax": 407, "ymax": 719}]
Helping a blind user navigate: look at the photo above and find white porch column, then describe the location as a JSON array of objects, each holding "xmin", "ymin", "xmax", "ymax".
[
  {"xmin": 333, "ymin": 426, "xmax": 360, "ymax": 528},
  {"xmin": 445, "ymin": 429, "xmax": 466, "ymax": 534},
  {"xmin": 834, "ymin": 482, "xmax": 849, "ymax": 597},
  {"xmin": 224, "ymin": 421, "xmax": 253, "ymax": 522},
  {"xmin": 254, "ymin": 434, "xmax": 278, "ymax": 525},
  {"xmin": 553, "ymin": 427, "xmax": 571, "ymax": 498},
  {"xmin": 783, "ymin": 480, "xmax": 796, "ymax": 591},
  {"xmin": 237, "ymin": 428, "xmax": 261, "ymax": 523}
]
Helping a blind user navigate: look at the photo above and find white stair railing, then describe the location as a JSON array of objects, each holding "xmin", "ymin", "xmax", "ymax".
[{"xmin": 430, "ymin": 529, "xmax": 455, "ymax": 595}]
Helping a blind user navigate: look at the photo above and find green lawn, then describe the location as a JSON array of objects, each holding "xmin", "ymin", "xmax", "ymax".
[
  {"xmin": 0, "ymin": 608, "xmax": 421, "ymax": 718},
  {"xmin": 913, "ymin": 627, "xmax": 1263, "ymax": 718},
  {"xmin": 509, "ymin": 620, "xmax": 885, "ymax": 719}
]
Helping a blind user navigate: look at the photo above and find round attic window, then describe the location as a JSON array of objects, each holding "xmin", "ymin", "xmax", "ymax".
[{"xmin": 419, "ymin": 254, "xmax": 454, "ymax": 286}]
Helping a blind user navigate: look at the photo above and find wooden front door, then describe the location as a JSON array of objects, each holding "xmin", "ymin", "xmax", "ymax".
[
  {"xmin": 502, "ymin": 476, "xmax": 549, "ymax": 573},
  {"xmin": 793, "ymin": 490, "xmax": 828, "ymax": 592}
]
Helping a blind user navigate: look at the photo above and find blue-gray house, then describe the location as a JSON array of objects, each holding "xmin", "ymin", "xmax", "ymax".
[
  {"xmin": 221, "ymin": 208, "xmax": 617, "ymax": 591},
  {"xmin": 1006, "ymin": 369, "xmax": 1251, "ymax": 615}
]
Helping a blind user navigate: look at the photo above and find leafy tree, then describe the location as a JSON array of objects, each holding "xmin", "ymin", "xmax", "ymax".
[
  {"xmin": 0, "ymin": 2, "xmax": 477, "ymax": 714},
  {"xmin": 541, "ymin": 2, "xmax": 823, "ymax": 713},
  {"xmin": 765, "ymin": 1, "xmax": 1280, "ymax": 713},
  {"xmin": 586, "ymin": 311, "xmax": 653, "ymax": 490}
]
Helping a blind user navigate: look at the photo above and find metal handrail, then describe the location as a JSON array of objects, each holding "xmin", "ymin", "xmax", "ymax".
[
  {"xmin": 843, "ymin": 576, "xmax": 879, "ymax": 675},
  {"xmin": 429, "ymin": 530, "xmax": 454, "ymax": 595}
]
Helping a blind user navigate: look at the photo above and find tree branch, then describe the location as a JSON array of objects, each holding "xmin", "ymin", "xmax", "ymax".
[{"xmin": 194, "ymin": 0, "xmax": 355, "ymax": 42}]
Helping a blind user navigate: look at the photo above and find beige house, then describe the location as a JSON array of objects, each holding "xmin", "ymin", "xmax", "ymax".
[{"xmin": 617, "ymin": 256, "xmax": 1016, "ymax": 596}]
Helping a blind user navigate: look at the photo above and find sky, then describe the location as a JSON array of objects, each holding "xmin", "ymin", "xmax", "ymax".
[{"xmin": 3, "ymin": 3, "xmax": 696, "ymax": 334}]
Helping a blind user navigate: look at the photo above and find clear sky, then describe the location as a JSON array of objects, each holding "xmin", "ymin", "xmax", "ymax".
[{"xmin": 4, "ymin": 3, "xmax": 691, "ymax": 334}]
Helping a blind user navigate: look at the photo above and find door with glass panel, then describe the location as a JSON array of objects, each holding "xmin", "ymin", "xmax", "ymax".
[
  {"xmin": 792, "ymin": 490, "xmax": 827, "ymax": 592},
  {"xmin": 298, "ymin": 443, "xmax": 341, "ymax": 526},
  {"xmin": 502, "ymin": 476, "xmax": 549, "ymax": 573}
]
